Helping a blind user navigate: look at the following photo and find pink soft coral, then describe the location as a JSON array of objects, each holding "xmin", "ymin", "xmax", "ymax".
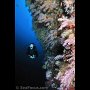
[{"xmin": 60, "ymin": 66, "xmax": 75, "ymax": 90}]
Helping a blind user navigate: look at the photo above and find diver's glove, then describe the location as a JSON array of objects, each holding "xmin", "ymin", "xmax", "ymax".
[{"xmin": 29, "ymin": 55, "xmax": 35, "ymax": 59}]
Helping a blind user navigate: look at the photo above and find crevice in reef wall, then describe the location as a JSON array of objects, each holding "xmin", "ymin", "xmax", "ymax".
[{"xmin": 26, "ymin": 0, "xmax": 75, "ymax": 90}]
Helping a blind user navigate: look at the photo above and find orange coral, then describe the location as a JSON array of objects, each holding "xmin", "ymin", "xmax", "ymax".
[
  {"xmin": 67, "ymin": 21, "xmax": 75, "ymax": 29},
  {"xmin": 69, "ymin": 86, "xmax": 75, "ymax": 90}
]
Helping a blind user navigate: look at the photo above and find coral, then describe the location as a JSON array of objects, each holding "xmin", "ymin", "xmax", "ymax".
[
  {"xmin": 46, "ymin": 70, "xmax": 52, "ymax": 80},
  {"xmin": 59, "ymin": 64, "xmax": 75, "ymax": 90},
  {"xmin": 58, "ymin": 16, "xmax": 75, "ymax": 31},
  {"xmin": 26, "ymin": 0, "xmax": 75, "ymax": 89},
  {"xmin": 54, "ymin": 55, "xmax": 64, "ymax": 61}
]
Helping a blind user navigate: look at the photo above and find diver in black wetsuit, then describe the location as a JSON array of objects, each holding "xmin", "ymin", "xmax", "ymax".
[{"xmin": 27, "ymin": 43, "xmax": 38, "ymax": 59}]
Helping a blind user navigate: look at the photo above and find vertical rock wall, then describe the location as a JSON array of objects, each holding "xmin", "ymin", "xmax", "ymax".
[{"xmin": 26, "ymin": 0, "xmax": 75, "ymax": 89}]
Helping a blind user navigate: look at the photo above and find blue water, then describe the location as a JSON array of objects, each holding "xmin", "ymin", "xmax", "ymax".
[{"xmin": 15, "ymin": 0, "xmax": 45, "ymax": 86}]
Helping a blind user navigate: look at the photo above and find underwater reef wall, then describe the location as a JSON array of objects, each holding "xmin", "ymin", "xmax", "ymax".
[{"xmin": 26, "ymin": 0, "xmax": 75, "ymax": 90}]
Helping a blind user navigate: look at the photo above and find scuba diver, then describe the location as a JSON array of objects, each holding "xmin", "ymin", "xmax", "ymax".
[{"xmin": 27, "ymin": 43, "xmax": 38, "ymax": 59}]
